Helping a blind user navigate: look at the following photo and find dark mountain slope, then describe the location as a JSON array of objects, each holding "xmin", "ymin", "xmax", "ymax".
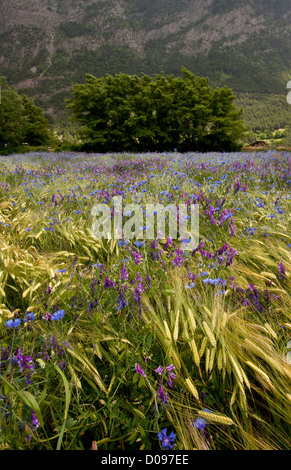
[{"xmin": 0, "ymin": 0, "xmax": 290, "ymax": 129}]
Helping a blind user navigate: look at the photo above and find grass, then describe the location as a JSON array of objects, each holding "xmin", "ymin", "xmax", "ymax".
[{"xmin": 0, "ymin": 150, "xmax": 290, "ymax": 450}]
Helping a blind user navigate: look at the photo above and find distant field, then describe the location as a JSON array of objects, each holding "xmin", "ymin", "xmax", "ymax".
[{"xmin": 0, "ymin": 151, "xmax": 290, "ymax": 450}]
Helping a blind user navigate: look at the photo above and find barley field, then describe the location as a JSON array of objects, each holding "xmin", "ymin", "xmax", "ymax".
[{"xmin": 0, "ymin": 150, "xmax": 290, "ymax": 450}]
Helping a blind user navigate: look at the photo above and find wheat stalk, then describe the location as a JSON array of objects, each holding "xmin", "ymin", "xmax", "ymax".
[
  {"xmin": 199, "ymin": 336, "xmax": 208, "ymax": 358},
  {"xmin": 197, "ymin": 409, "xmax": 235, "ymax": 426},
  {"xmin": 185, "ymin": 377, "xmax": 199, "ymax": 401},
  {"xmin": 202, "ymin": 321, "xmax": 216, "ymax": 347},
  {"xmin": 173, "ymin": 309, "xmax": 180, "ymax": 341}
]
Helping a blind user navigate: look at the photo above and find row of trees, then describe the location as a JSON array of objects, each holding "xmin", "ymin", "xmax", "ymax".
[
  {"xmin": 66, "ymin": 68, "xmax": 247, "ymax": 152},
  {"xmin": 0, "ymin": 77, "xmax": 51, "ymax": 152},
  {"xmin": 0, "ymin": 69, "xmax": 247, "ymax": 153}
]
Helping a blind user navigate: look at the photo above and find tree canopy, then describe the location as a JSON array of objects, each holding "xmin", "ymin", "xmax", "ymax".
[
  {"xmin": 66, "ymin": 68, "xmax": 247, "ymax": 152},
  {"xmin": 0, "ymin": 77, "xmax": 51, "ymax": 152}
]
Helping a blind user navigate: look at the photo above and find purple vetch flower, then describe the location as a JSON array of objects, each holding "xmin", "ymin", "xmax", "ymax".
[
  {"xmin": 57, "ymin": 359, "xmax": 66, "ymax": 371},
  {"xmin": 150, "ymin": 251, "xmax": 160, "ymax": 261},
  {"xmin": 146, "ymin": 274, "xmax": 152, "ymax": 289},
  {"xmin": 26, "ymin": 409, "xmax": 40, "ymax": 441},
  {"xmin": 158, "ymin": 428, "xmax": 176, "ymax": 450},
  {"xmin": 229, "ymin": 219, "xmax": 236, "ymax": 236},
  {"xmin": 133, "ymin": 271, "xmax": 146, "ymax": 305},
  {"xmin": 120, "ymin": 264, "xmax": 128, "ymax": 281},
  {"xmin": 165, "ymin": 364, "xmax": 176, "ymax": 387},
  {"xmin": 234, "ymin": 179, "xmax": 241, "ymax": 194},
  {"xmin": 15, "ymin": 347, "xmax": 34, "ymax": 385},
  {"xmin": 192, "ymin": 240, "xmax": 205, "ymax": 256},
  {"xmin": 199, "ymin": 249, "xmax": 214, "ymax": 260},
  {"xmin": 42, "ymin": 312, "xmax": 52, "ymax": 320},
  {"xmin": 217, "ymin": 242, "xmax": 230, "ymax": 256},
  {"xmin": 45, "ymin": 286, "xmax": 52, "ymax": 295},
  {"xmin": 104, "ymin": 276, "xmax": 116, "ymax": 289},
  {"xmin": 90, "ymin": 278, "xmax": 97, "ymax": 295},
  {"xmin": 132, "ymin": 251, "xmax": 143, "ymax": 265},
  {"xmin": 278, "ymin": 262, "xmax": 286, "ymax": 280},
  {"xmin": 115, "ymin": 287, "xmax": 128, "ymax": 310},
  {"xmin": 135, "ymin": 271, "xmax": 144, "ymax": 285},
  {"xmin": 135, "ymin": 363, "xmax": 146, "ymax": 377},
  {"xmin": 157, "ymin": 385, "xmax": 169, "ymax": 405},
  {"xmin": 133, "ymin": 285, "xmax": 145, "ymax": 305},
  {"xmin": 168, "ymin": 371, "xmax": 176, "ymax": 388},
  {"xmin": 150, "ymin": 239, "xmax": 158, "ymax": 249},
  {"xmin": 172, "ymin": 256, "xmax": 183, "ymax": 267},
  {"xmin": 52, "ymin": 193, "xmax": 57, "ymax": 206},
  {"xmin": 0, "ymin": 347, "xmax": 11, "ymax": 372},
  {"xmin": 155, "ymin": 365, "xmax": 164, "ymax": 375},
  {"xmin": 49, "ymin": 335, "xmax": 69, "ymax": 366},
  {"xmin": 205, "ymin": 209, "xmax": 216, "ymax": 225},
  {"xmin": 218, "ymin": 210, "xmax": 233, "ymax": 226},
  {"xmin": 164, "ymin": 237, "xmax": 172, "ymax": 249},
  {"xmin": 94, "ymin": 262, "xmax": 105, "ymax": 277},
  {"xmin": 31, "ymin": 409, "xmax": 40, "ymax": 430},
  {"xmin": 15, "ymin": 348, "xmax": 34, "ymax": 373}
]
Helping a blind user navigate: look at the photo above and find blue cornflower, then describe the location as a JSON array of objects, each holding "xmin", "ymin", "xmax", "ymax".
[
  {"xmin": 158, "ymin": 428, "xmax": 176, "ymax": 450},
  {"xmin": 5, "ymin": 318, "xmax": 21, "ymax": 328},
  {"xmin": 118, "ymin": 240, "xmax": 129, "ymax": 247},
  {"xmin": 51, "ymin": 309, "xmax": 65, "ymax": 321},
  {"xmin": 194, "ymin": 417, "xmax": 207, "ymax": 430},
  {"xmin": 185, "ymin": 282, "xmax": 195, "ymax": 289},
  {"xmin": 93, "ymin": 262, "xmax": 103, "ymax": 268},
  {"xmin": 246, "ymin": 227, "xmax": 257, "ymax": 236},
  {"xmin": 194, "ymin": 408, "xmax": 213, "ymax": 431},
  {"xmin": 24, "ymin": 312, "xmax": 35, "ymax": 322}
]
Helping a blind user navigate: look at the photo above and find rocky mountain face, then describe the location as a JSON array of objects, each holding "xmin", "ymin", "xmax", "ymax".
[{"xmin": 1, "ymin": 0, "xmax": 291, "ymax": 126}]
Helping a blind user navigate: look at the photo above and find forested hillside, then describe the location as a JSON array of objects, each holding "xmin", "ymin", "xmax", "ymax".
[{"xmin": 0, "ymin": 0, "xmax": 290, "ymax": 130}]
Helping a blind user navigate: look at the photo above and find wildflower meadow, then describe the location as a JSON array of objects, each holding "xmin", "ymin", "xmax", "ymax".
[{"xmin": 0, "ymin": 150, "xmax": 290, "ymax": 450}]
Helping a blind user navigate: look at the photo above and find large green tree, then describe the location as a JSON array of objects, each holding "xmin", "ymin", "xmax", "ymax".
[
  {"xmin": 0, "ymin": 77, "xmax": 27, "ymax": 150},
  {"xmin": 21, "ymin": 94, "xmax": 51, "ymax": 146},
  {"xmin": 66, "ymin": 68, "xmax": 247, "ymax": 152},
  {"xmin": 0, "ymin": 77, "xmax": 50, "ymax": 152}
]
